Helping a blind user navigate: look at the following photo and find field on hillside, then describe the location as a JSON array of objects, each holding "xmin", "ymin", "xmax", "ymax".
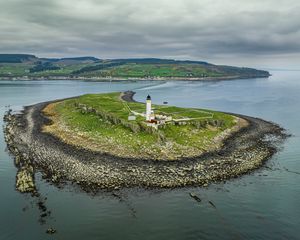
[
  {"xmin": 78, "ymin": 63, "xmax": 223, "ymax": 78},
  {"xmin": 0, "ymin": 62, "xmax": 222, "ymax": 78},
  {"xmin": 0, "ymin": 55, "xmax": 270, "ymax": 79}
]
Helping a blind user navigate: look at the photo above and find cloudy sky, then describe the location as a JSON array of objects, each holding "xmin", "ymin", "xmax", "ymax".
[{"xmin": 0, "ymin": 0, "xmax": 299, "ymax": 68}]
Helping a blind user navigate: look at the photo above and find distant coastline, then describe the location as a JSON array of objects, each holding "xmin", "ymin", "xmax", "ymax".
[
  {"xmin": 0, "ymin": 74, "xmax": 270, "ymax": 81},
  {"xmin": 0, "ymin": 54, "xmax": 271, "ymax": 81}
]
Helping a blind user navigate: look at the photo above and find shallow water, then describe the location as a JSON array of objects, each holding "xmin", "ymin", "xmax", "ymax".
[{"xmin": 0, "ymin": 72, "xmax": 299, "ymax": 240}]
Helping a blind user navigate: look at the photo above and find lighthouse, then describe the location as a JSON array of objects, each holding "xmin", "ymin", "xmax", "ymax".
[{"xmin": 146, "ymin": 95, "xmax": 152, "ymax": 121}]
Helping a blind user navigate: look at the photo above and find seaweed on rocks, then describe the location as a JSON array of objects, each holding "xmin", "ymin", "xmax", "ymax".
[
  {"xmin": 3, "ymin": 110, "xmax": 36, "ymax": 193},
  {"xmin": 3, "ymin": 109, "xmax": 52, "ymax": 228}
]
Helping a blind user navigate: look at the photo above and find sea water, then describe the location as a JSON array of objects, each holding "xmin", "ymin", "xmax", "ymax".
[{"xmin": 0, "ymin": 71, "xmax": 299, "ymax": 240}]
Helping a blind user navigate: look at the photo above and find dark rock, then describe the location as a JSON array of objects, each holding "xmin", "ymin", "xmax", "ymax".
[
  {"xmin": 208, "ymin": 200, "xmax": 216, "ymax": 208},
  {"xmin": 37, "ymin": 201, "xmax": 47, "ymax": 212},
  {"xmin": 46, "ymin": 228, "xmax": 56, "ymax": 234},
  {"xmin": 189, "ymin": 193, "xmax": 201, "ymax": 202}
]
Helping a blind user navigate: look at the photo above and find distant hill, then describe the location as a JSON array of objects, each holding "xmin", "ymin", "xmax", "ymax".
[
  {"xmin": 107, "ymin": 58, "xmax": 210, "ymax": 65},
  {"xmin": 0, "ymin": 54, "xmax": 270, "ymax": 80},
  {"xmin": 40, "ymin": 56, "xmax": 100, "ymax": 64},
  {"xmin": 0, "ymin": 54, "xmax": 37, "ymax": 63},
  {"xmin": 0, "ymin": 54, "xmax": 99, "ymax": 64}
]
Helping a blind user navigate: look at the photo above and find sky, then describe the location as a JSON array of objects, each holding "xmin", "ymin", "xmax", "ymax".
[{"xmin": 0, "ymin": 0, "xmax": 300, "ymax": 69}]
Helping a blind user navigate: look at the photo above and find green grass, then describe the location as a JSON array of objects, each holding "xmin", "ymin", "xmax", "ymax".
[
  {"xmin": 80, "ymin": 63, "xmax": 223, "ymax": 78},
  {"xmin": 49, "ymin": 92, "xmax": 236, "ymax": 159},
  {"xmin": 29, "ymin": 63, "xmax": 97, "ymax": 77},
  {"xmin": 0, "ymin": 63, "xmax": 33, "ymax": 76},
  {"xmin": 0, "ymin": 62, "xmax": 98, "ymax": 77},
  {"xmin": 0, "ymin": 60, "xmax": 269, "ymax": 79}
]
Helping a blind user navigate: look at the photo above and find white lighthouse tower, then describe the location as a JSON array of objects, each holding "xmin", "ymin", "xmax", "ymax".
[{"xmin": 146, "ymin": 95, "xmax": 152, "ymax": 121}]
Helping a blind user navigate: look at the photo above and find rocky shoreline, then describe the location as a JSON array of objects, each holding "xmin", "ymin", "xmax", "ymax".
[{"xmin": 3, "ymin": 92, "xmax": 288, "ymax": 192}]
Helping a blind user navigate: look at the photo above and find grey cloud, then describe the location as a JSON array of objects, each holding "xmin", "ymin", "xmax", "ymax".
[{"xmin": 0, "ymin": 0, "xmax": 299, "ymax": 67}]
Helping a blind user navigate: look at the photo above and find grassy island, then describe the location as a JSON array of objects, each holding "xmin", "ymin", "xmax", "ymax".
[
  {"xmin": 4, "ymin": 91, "xmax": 287, "ymax": 190},
  {"xmin": 42, "ymin": 92, "xmax": 244, "ymax": 160}
]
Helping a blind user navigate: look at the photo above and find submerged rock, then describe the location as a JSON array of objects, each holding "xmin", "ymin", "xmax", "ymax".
[
  {"xmin": 189, "ymin": 193, "xmax": 202, "ymax": 202},
  {"xmin": 46, "ymin": 227, "xmax": 56, "ymax": 234},
  {"xmin": 208, "ymin": 200, "xmax": 216, "ymax": 208}
]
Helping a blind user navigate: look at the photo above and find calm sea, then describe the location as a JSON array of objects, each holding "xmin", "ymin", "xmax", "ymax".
[{"xmin": 0, "ymin": 71, "xmax": 299, "ymax": 239}]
